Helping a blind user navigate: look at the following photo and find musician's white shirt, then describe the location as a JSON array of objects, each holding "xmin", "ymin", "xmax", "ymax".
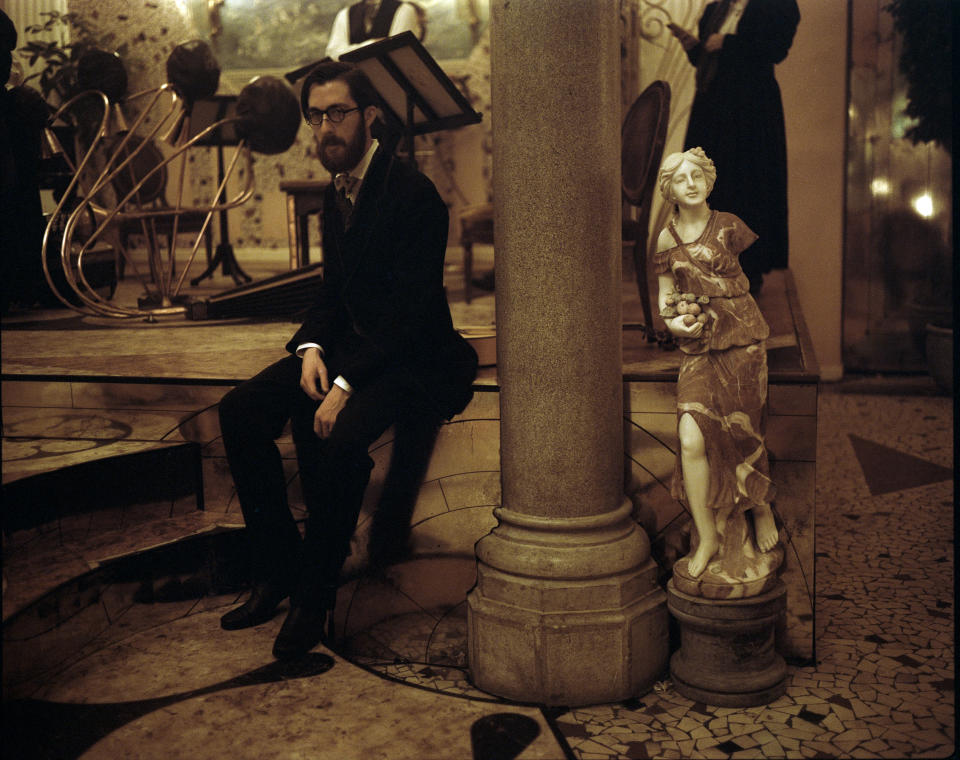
[{"xmin": 325, "ymin": 2, "xmax": 421, "ymax": 61}]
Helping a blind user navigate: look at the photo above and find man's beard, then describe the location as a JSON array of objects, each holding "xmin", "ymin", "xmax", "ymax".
[{"xmin": 318, "ymin": 118, "xmax": 368, "ymax": 174}]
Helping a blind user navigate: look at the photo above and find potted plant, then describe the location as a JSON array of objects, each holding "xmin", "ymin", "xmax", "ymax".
[
  {"xmin": 886, "ymin": 0, "xmax": 953, "ymax": 391},
  {"xmin": 17, "ymin": 11, "xmax": 124, "ymax": 104}
]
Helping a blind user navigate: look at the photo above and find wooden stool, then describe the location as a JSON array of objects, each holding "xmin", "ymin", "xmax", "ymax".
[{"xmin": 280, "ymin": 179, "xmax": 330, "ymax": 269}]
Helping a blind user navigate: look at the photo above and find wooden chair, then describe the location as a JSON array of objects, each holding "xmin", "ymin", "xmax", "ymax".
[
  {"xmin": 621, "ymin": 80, "xmax": 671, "ymax": 343},
  {"xmin": 458, "ymin": 201, "xmax": 494, "ymax": 304}
]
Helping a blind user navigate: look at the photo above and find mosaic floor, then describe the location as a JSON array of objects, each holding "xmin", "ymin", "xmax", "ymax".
[{"xmin": 3, "ymin": 381, "xmax": 953, "ymax": 759}]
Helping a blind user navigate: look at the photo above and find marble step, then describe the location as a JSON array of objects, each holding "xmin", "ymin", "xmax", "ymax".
[{"xmin": 2, "ymin": 441, "xmax": 204, "ymax": 536}]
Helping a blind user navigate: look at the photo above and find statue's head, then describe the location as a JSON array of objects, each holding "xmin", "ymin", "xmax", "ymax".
[{"xmin": 658, "ymin": 147, "xmax": 716, "ymax": 203}]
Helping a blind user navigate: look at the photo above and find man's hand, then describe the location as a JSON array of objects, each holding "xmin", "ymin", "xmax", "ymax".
[
  {"xmin": 300, "ymin": 347, "xmax": 330, "ymax": 401},
  {"xmin": 314, "ymin": 384, "xmax": 350, "ymax": 438}
]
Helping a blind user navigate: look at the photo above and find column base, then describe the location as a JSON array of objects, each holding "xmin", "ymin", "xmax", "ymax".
[
  {"xmin": 467, "ymin": 502, "xmax": 668, "ymax": 706},
  {"xmin": 667, "ymin": 578, "xmax": 787, "ymax": 707},
  {"xmin": 468, "ymin": 560, "xmax": 668, "ymax": 706}
]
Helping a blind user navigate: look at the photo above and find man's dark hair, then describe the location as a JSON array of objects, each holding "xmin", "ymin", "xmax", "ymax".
[{"xmin": 299, "ymin": 60, "xmax": 378, "ymax": 118}]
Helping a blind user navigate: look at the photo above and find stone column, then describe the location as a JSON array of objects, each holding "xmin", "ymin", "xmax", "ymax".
[{"xmin": 466, "ymin": 0, "xmax": 668, "ymax": 706}]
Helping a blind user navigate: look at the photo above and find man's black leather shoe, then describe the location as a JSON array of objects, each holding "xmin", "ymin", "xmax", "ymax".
[
  {"xmin": 272, "ymin": 604, "xmax": 333, "ymax": 661},
  {"xmin": 220, "ymin": 582, "xmax": 289, "ymax": 631}
]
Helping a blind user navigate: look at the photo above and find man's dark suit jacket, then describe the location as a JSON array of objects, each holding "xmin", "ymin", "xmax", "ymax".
[{"xmin": 286, "ymin": 146, "xmax": 477, "ymax": 420}]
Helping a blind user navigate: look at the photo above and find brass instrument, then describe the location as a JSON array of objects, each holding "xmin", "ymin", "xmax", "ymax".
[{"xmin": 41, "ymin": 41, "xmax": 299, "ymax": 320}]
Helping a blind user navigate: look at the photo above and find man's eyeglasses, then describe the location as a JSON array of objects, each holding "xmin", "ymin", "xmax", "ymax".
[{"xmin": 305, "ymin": 106, "xmax": 360, "ymax": 126}]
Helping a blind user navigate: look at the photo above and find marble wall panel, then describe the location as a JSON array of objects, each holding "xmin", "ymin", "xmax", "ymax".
[
  {"xmin": 626, "ymin": 411, "xmax": 681, "ymax": 554},
  {"xmin": 54, "ymin": 511, "xmax": 97, "ymax": 545},
  {"xmin": 626, "ymin": 413, "xmax": 678, "ymax": 485},
  {"xmin": 1, "ymin": 380, "xmax": 73, "ymax": 408},
  {"xmin": 770, "ymin": 460, "xmax": 816, "ymax": 663},
  {"xmin": 769, "ymin": 383, "xmax": 819, "ymax": 416},
  {"xmin": 767, "ymin": 414, "xmax": 818, "ymax": 462},
  {"xmin": 201, "ymin": 428, "xmax": 292, "ymax": 514},
  {"xmin": 436, "ymin": 470, "xmax": 501, "ymax": 511},
  {"xmin": 170, "ymin": 492, "xmax": 203, "ymax": 518},
  {"xmin": 347, "ymin": 476, "xmax": 444, "ymax": 564},
  {"xmin": 409, "ymin": 506, "xmax": 499, "ymax": 557},
  {"xmin": 1, "ymin": 406, "xmax": 192, "ymax": 444},
  {"xmin": 70, "ymin": 383, "xmax": 231, "ymax": 412},
  {"xmin": 455, "ymin": 387, "xmax": 502, "ymax": 420},
  {"xmin": 2, "ymin": 439, "xmax": 180, "ymax": 483},
  {"xmin": 171, "ymin": 405, "xmax": 222, "ymax": 445},
  {"xmin": 86, "ymin": 502, "xmax": 142, "ymax": 536},
  {"xmin": 423, "ymin": 419, "xmax": 501, "ymax": 482},
  {"xmin": 77, "ymin": 512, "xmax": 226, "ymax": 568},
  {"xmin": 121, "ymin": 500, "xmax": 183, "ymax": 526},
  {"xmin": 629, "ymin": 477, "xmax": 684, "ymax": 540},
  {"xmin": 625, "ymin": 381, "xmax": 677, "ymax": 413},
  {"xmin": 409, "ymin": 479, "xmax": 452, "ymax": 525}
]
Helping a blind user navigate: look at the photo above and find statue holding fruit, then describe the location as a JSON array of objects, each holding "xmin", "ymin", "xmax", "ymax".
[{"xmin": 653, "ymin": 147, "xmax": 782, "ymax": 599}]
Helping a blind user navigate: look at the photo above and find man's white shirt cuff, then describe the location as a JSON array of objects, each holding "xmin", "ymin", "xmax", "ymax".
[{"xmin": 296, "ymin": 343, "xmax": 323, "ymax": 358}]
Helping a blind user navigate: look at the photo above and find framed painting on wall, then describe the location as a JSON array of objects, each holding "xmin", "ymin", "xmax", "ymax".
[{"xmin": 186, "ymin": 0, "xmax": 489, "ymax": 81}]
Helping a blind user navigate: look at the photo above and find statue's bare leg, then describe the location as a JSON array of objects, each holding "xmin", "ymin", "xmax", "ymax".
[
  {"xmin": 752, "ymin": 503, "xmax": 779, "ymax": 552},
  {"xmin": 679, "ymin": 413, "xmax": 717, "ymax": 578}
]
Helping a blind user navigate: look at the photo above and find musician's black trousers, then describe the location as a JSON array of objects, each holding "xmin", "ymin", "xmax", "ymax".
[{"xmin": 218, "ymin": 354, "xmax": 439, "ymax": 607}]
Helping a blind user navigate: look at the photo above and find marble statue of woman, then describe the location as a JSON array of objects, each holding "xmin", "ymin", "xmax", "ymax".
[{"xmin": 653, "ymin": 147, "xmax": 782, "ymax": 599}]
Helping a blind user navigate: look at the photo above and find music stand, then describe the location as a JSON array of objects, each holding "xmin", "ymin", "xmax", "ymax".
[
  {"xmin": 284, "ymin": 58, "xmax": 329, "ymax": 85},
  {"xmin": 340, "ymin": 31, "xmax": 482, "ymax": 167},
  {"xmin": 186, "ymin": 95, "xmax": 253, "ymax": 287}
]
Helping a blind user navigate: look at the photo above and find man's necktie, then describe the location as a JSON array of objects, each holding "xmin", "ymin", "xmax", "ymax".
[{"xmin": 334, "ymin": 173, "xmax": 358, "ymax": 225}]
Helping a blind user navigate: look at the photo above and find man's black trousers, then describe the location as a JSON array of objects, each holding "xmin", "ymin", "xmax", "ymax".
[{"xmin": 218, "ymin": 354, "xmax": 440, "ymax": 606}]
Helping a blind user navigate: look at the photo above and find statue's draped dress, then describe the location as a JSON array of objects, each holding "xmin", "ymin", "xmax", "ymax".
[{"xmin": 654, "ymin": 210, "xmax": 774, "ymax": 573}]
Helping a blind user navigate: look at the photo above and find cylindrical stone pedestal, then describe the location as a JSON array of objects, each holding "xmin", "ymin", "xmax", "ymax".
[
  {"xmin": 466, "ymin": 0, "xmax": 668, "ymax": 706},
  {"xmin": 667, "ymin": 579, "xmax": 787, "ymax": 707}
]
